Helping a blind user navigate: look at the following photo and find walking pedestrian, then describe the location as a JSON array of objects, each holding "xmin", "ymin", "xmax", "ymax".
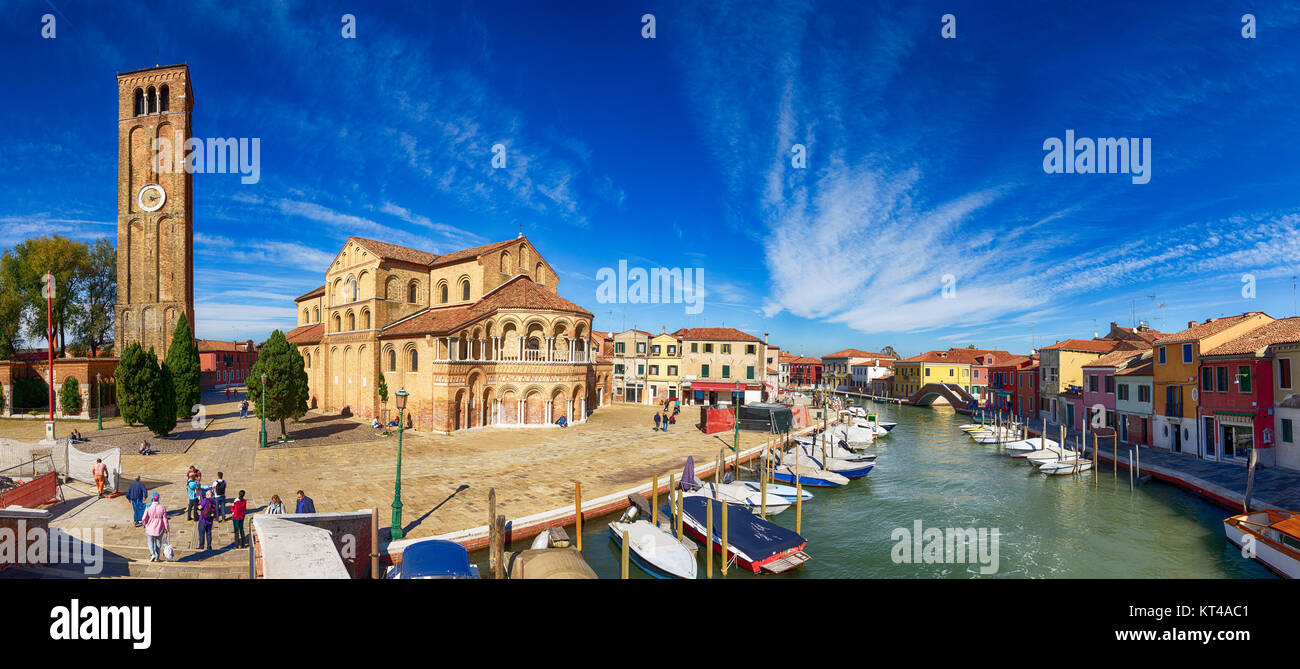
[
  {"xmin": 661, "ymin": 412, "xmax": 670, "ymax": 431},
  {"xmin": 295, "ymin": 490, "xmax": 316, "ymax": 514},
  {"xmin": 142, "ymin": 493, "xmax": 169, "ymax": 562},
  {"xmin": 186, "ymin": 475, "xmax": 201, "ymax": 521},
  {"xmin": 213, "ymin": 472, "xmax": 228, "ymax": 522},
  {"xmin": 653, "ymin": 413, "xmax": 662, "ymax": 431},
  {"xmin": 126, "ymin": 475, "xmax": 147, "ymax": 526},
  {"xmin": 266, "ymin": 494, "xmax": 284, "ymax": 514},
  {"xmin": 92, "ymin": 458, "xmax": 108, "ymax": 497},
  {"xmin": 197, "ymin": 490, "xmax": 216, "ymax": 550},
  {"xmin": 231, "ymin": 490, "xmax": 248, "ymax": 548}
]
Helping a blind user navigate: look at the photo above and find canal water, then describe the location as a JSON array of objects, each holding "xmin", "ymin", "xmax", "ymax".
[{"xmin": 479, "ymin": 400, "xmax": 1274, "ymax": 578}]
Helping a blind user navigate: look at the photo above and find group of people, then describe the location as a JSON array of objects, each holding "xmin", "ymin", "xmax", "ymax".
[
  {"xmin": 68, "ymin": 429, "xmax": 85, "ymax": 442},
  {"xmin": 137, "ymin": 440, "xmax": 156, "ymax": 455},
  {"xmin": 123, "ymin": 464, "xmax": 320, "ymax": 560},
  {"xmin": 653, "ymin": 398, "xmax": 681, "ymax": 432}
]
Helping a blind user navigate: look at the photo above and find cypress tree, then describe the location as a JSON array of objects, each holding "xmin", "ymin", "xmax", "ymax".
[
  {"xmin": 164, "ymin": 315, "xmax": 201, "ymax": 419},
  {"xmin": 116, "ymin": 342, "xmax": 148, "ymax": 425},
  {"xmin": 148, "ymin": 356, "xmax": 178, "ymax": 437},
  {"xmin": 248, "ymin": 330, "xmax": 309, "ymax": 440}
]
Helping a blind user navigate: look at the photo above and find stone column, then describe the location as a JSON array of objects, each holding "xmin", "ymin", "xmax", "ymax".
[
  {"xmin": 517, "ymin": 399, "xmax": 524, "ymax": 424},
  {"xmin": 545, "ymin": 400, "xmax": 552, "ymax": 424},
  {"xmin": 566, "ymin": 399, "xmax": 573, "ymax": 422}
]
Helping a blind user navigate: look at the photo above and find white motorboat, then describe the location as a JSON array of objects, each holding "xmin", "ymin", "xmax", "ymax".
[
  {"xmin": 778, "ymin": 451, "xmax": 875, "ymax": 479},
  {"xmin": 1038, "ymin": 459, "xmax": 1093, "ymax": 475},
  {"xmin": 737, "ymin": 480, "xmax": 814, "ymax": 503},
  {"xmin": 1023, "ymin": 446, "xmax": 1080, "ymax": 463},
  {"xmin": 1223, "ymin": 509, "xmax": 1300, "ymax": 578},
  {"xmin": 1003, "ymin": 438, "xmax": 1060, "ymax": 453},
  {"xmin": 608, "ymin": 506, "xmax": 698, "ymax": 579},
  {"xmin": 686, "ymin": 481, "xmax": 792, "ymax": 515},
  {"xmin": 795, "ymin": 440, "xmax": 876, "ymax": 463}
]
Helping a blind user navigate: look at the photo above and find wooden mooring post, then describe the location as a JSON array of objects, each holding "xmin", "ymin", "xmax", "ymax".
[
  {"xmin": 652, "ymin": 473, "xmax": 659, "ymax": 525},
  {"xmin": 574, "ymin": 482, "xmax": 582, "ymax": 552},
  {"xmin": 705, "ymin": 499, "xmax": 714, "ymax": 579},
  {"xmin": 488, "ymin": 487, "xmax": 498, "ymax": 578},
  {"xmin": 621, "ymin": 529, "xmax": 630, "ymax": 579}
]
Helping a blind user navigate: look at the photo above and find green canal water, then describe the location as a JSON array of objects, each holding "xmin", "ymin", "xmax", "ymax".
[{"xmin": 477, "ymin": 400, "xmax": 1275, "ymax": 579}]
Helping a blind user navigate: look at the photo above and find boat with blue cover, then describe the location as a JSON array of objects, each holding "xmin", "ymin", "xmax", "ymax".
[{"xmin": 673, "ymin": 495, "xmax": 810, "ymax": 573}]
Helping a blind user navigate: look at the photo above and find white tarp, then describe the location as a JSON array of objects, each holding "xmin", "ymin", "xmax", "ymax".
[{"xmin": 57, "ymin": 440, "xmax": 121, "ymax": 492}]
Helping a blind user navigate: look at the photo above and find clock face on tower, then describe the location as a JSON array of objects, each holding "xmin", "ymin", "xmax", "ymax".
[{"xmin": 137, "ymin": 184, "xmax": 166, "ymax": 212}]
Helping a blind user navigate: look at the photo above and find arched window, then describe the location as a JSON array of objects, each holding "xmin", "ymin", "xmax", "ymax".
[
  {"xmin": 146, "ymin": 86, "xmax": 157, "ymax": 114},
  {"xmin": 440, "ymin": 283, "xmax": 449, "ymax": 304},
  {"xmin": 410, "ymin": 350, "xmax": 419, "ymax": 372},
  {"xmin": 408, "ymin": 282, "xmax": 418, "ymax": 303},
  {"xmin": 535, "ymin": 263, "xmax": 545, "ymax": 284},
  {"xmin": 346, "ymin": 312, "xmax": 355, "ymax": 330},
  {"xmin": 303, "ymin": 308, "xmax": 309, "ymax": 322},
  {"xmin": 461, "ymin": 280, "xmax": 470, "ymax": 301},
  {"xmin": 362, "ymin": 310, "xmax": 371, "ymax": 329},
  {"xmin": 314, "ymin": 307, "xmax": 319, "ymax": 323},
  {"xmin": 159, "ymin": 85, "xmax": 170, "ymax": 112},
  {"xmin": 305, "ymin": 352, "xmax": 311, "ymax": 368},
  {"xmin": 388, "ymin": 349, "xmax": 397, "ymax": 371},
  {"xmin": 332, "ymin": 314, "xmax": 341, "ymax": 332},
  {"xmin": 500, "ymin": 252, "xmax": 511, "ymax": 273},
  {"xmin": 133, "ymin": 89, "xmax": 144, "ymax": 116}
]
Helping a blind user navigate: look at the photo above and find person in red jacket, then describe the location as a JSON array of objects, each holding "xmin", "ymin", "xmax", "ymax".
[{"xmin": 231, "ymin": 490, "xmax": 248, "ymax": 548}]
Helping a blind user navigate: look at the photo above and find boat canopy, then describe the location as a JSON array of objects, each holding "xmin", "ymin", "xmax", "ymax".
[{"xmin": 682, "ymin": 496, "xmax": 805, "ymax": 561}]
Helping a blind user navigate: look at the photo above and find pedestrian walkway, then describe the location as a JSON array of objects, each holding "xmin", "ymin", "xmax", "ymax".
[{"xmin": 1024, "ymin": 419, "xmax": 1300, "ymax": 512}]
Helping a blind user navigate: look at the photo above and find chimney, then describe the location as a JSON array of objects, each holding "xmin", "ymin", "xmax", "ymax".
[{"xmin": 1188, "ymin": 320, "xmax": 1198, "ymax": 329}]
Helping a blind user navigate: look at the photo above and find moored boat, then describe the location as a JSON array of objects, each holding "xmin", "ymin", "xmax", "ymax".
[
  {"xmin": 1223, "ymin": 509, "xmax": 1300, "ymax": 578},
  {"xmin": 1038, "ymin": 459, "xmax": 1093, "ymax": 475},
  {"xmin": 675, "ymin": 495, "xmax": 810, "ymax": 573},
  {"xmin": 608, "ymin": 505, "xmax": 698, "ymax": 579}
]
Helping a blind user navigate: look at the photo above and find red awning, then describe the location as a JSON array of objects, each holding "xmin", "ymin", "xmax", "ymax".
[{"xmin": 690, "ymin": 382, "xmax": 753, "ymax": 392}]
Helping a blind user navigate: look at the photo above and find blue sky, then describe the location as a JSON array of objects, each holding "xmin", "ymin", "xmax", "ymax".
[{"xmin": 3, "ymin": 0, "xmax": 1300, "ymax": 358}]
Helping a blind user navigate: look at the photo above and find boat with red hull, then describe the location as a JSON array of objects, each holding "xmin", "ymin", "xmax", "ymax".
[{"xmin": 674, "ymin": 496, "xmax": 810, "ymax": 574}]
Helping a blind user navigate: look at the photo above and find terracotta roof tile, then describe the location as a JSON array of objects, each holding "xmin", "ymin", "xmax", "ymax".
[
  {"xmin": 284, "ymin": 324, "xmax": 324, "ymax": 345},
  {"xmin": 429, "ymin": 238, "xmax": 519, "ymax": 267},
  {"xmin": 1039, "ymin": 338, "xmax": 1119, "ymax": 353},
  {"xmin": 823, "ymin": 348, "xmax": 895, "ymax": 359},
  {"xmin": 1160, "ymin": 312, "xmax": 1271, "ymax": 344},
  {"xmin": 295, "ymin": 285, "xmax": 325, "ymax": 301},
  {"xmin": 348, "ymin": 237, "xmax": 440, "ymax": 265},
  {"xmin": 380, "ymin": 275, "xmax": 591, "ymax": 338},
  {"xmin": 1203, "ymin": 317, "xmax": 1300, "ymax": 357},
  {"xmin": 1083, "ymin": 348, "xmax": 1148, "ymax": 369},
  {"xmin": 676, "ymin": 327, "xmax": 762, "ymax": 343}
]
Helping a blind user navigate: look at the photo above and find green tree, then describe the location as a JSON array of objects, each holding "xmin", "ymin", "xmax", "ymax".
[
  {"xmin": 5, "ymin": 236, "xmax": 90, "ymax": 357},
  {"xmin": 248, "ymin": 330, "xmax": 309, "ymax": 439},
  {"xmin": 148, "ymin": 360, "xmax": 178, "ymax": 437},
  {"xmin": 116, "ymin": 342, "xmax": 149, "ymax": 425},
  {"xmin": 117, "ymin": 342, "xmax": 177, "ymax": 434},
  {"xmin": 71, "ymin": 239, "xmax": 116, "ymax": 357},
  {"xmin": 163, "ymin": 314, "xmax": 201, "ymax": 419},
  {"xmin": 0, "ymin": 250, "xmax": 23, "ymax": 360},
  {"xmin": 59, "ymin": 376, "xmax": 82, "ymax": 416},
  {"xmin": 378, "ymin": 374, "xmax": 389, "ymax": 419}
]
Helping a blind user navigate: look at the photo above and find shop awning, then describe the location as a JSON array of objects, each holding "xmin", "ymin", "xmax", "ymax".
[{"xmin": 689, "ymin": 381, "xmax": 753, "ymax": 392}]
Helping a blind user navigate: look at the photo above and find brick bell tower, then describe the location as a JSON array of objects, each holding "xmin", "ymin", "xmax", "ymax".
[{"xmin": 115, "ymin": 65, "xmax": 195, "ymax": 358}]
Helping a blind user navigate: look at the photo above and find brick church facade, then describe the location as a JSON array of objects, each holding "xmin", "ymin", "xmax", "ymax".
[{"xmin": 284, "ymin": 236, "xmax": 612, "ymax": 433}]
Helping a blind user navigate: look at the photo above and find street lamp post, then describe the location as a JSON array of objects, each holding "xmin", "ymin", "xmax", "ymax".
[
  {"xmin": 259, "ymin": 373, "xmax": 268, "ymax": 448},
  {"xmin": 96, "ymin": 372, "xmax": 102, "ymax": 430},
  {"xmin": 391, "ymin": 388, "xmax": 409, "ymax": 540}
]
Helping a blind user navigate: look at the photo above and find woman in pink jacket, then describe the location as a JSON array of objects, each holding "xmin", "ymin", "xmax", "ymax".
[{"xmin": 142, "ymin": 493, "xmax": 170, "ymax": 562}]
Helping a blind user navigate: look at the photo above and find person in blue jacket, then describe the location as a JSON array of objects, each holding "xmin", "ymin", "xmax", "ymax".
[
  {"xmin": 125, "ymin": 476, "xmax": 148, "ymax": 527},
  {"xmin": 295, "ymin": 489, "xmax": 316, "ymax": 514}
]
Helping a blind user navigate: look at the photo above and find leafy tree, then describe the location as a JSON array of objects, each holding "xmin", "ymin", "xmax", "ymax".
[
  {"xmin": 880, "ymin": 345, "xmax": 898, "ymax": 358},
  {"xmin": 13, "ymin": 375, "xmax": 49, "ymax": 409},
  {"xmin": 248, "ymin": 330, "xmax": 309, "ymax": 439},
  {"xmin": 163, "ymin": 314, "xmax": 201, "ymax": 419},
  {"xmin": 378, "ymin": 374, "xmax": 389, "ymax": 418},
  {"xmin": 71, "ymin": 239, "xmax": 116, "ymax": 357},
  {"xmin": 0, "ymin": 250, "xmax": 22, "ymax": 360},
  {"xmin": 59, "ymin": 376, "xmax": 82, "ymax": 416},
  {"xmin": 4, "ymin": 236, "xmax": 90, "ymax": 357}
]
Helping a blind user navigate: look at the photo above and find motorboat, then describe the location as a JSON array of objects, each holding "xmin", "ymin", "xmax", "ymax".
[
  {"xmin": 686, "ymin": 481, "xmax": 792, "ymax": 515},
  {"xmin": 608, "ymin": 502, "xmax": 698, "ymax": 579},
  {"xmin": 387, "ymin": 539, "xmax": 480, "ymax": 579},
  {"xmin": 1223, "ymin": 509, "xmax": 1300, "ymax": 578},
  {"xmin": 1003, "ymin": 437, "xmax": 1061, "ymax": 454},
  {"xmin": 794, "ymin": 440, "xmax": 876, "ymax": 463},
  {"xmin": 674, "ymin": 496, "xmax": 810, "ymax": 574},
  {"xmin": 779, "ymin": 451, "xmax": 874, "ymax": 480},
  {"xmin": 1038, "ymin": 459, "xmax": 1094, "ymax": 476},
  {"xmin": 737, "ymin": 480, "xmax": 814, "ymax": 503},
  {"xmin": 770, "ymin": 462, "xmax": 850, "ymax": 487}
]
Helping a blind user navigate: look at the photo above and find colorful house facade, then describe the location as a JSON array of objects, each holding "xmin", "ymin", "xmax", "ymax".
[
  {"xmin": 1114, "ymin": 354, "xmax": 1154, "ymax": 446},
  {"xmin": 1198, "ymin": 317, "xmax": 1300, "ymax": 467},
  {"xmin": 1152, "ymin": 312, "xmax": 1273, "ymax": 457}
]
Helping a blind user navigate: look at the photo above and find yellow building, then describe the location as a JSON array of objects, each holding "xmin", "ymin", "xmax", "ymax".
[
  {"xmin": 891, "ymin": 352, "xmax": 970, "ymax": 399},
  {"xmin": 1036, "ymin": 339, "xmax": 1124, "ymax": 425},
  {"xmin": 647, "ymin": 331, "xmax": 683, "ymax": 404},
  {"xmin": 677, "ymin": 327, "xmax": 765, "ymax": 405}
]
